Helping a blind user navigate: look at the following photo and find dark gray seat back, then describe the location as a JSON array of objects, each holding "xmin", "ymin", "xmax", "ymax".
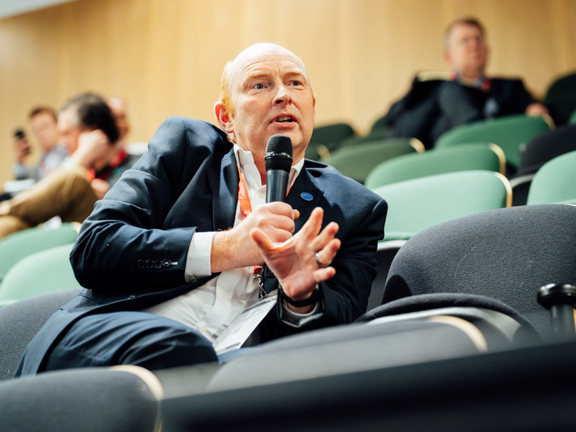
[
  {"xmin": 0, "ymin": 366, "xmax": 161, "ymax": 432},
  {"xmin": 0, "ymin": 289, "xmax": 81, "ymax": 380},
  {"xmin": 382, "ymin": 204, "xmax": 576, "ymax": 338}
]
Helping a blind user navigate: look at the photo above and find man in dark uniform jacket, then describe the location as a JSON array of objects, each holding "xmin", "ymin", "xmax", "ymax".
[
  {"xmin": 16, "ymin": 43, "xmax": 387, "ymax": 376},
  {"xmin": 384, "ymin": 17, "xmax": 549, "ymax": 149}
]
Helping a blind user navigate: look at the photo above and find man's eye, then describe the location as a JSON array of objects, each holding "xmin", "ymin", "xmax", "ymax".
[
  {"xmin": 290, "ymin": 81, "xmax": 303, "ymax": 86},
  {"xmin": 253, "ymin": 83, "xmax": 265, "ymax": 90}
]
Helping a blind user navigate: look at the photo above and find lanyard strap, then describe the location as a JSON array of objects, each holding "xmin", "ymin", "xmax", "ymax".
[
  {"xmin": 238, "ymin": 170, "xmax": 252, "ymax": 218},
  {"xmin": 238, "ymin": 168, "xmax": 293, "ymax": 217},
  {"xmin": 238, "ymin": 167, "xmax": 293, "ymax": 296}
]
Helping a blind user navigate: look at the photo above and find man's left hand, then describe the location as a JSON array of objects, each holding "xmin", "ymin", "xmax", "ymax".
[
  {"xmin": 525, "ymin": 102, "xmax": 549, "ymax": 117},
  {"xmin": 250, "ymin": 207, "xmax": 340, "ymax": 313}
]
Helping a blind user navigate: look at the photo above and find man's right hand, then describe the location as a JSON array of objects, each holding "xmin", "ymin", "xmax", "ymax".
[
  {"xmin": 211, "ymin": 202, "xmax": 299, "ymax": 273},
  {"xmin": 14, "ymin": 137, "xmax": 32, "ymax": 164},
  {"xmin": 70, "ymin": 129, "xmax": 113, "ymax": 169}
]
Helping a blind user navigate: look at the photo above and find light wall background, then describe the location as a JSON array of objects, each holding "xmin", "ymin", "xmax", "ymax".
[{"xmin": 1, "ymin": 0, "xmax": 575, "ymax": 187}]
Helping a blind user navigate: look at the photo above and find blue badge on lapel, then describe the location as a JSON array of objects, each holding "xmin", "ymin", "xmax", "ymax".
[{"xmin": 300, "ymin": 192, "xmax": 313, "ymax": 201}]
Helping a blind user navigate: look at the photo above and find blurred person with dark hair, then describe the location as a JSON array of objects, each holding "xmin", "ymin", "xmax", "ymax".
[
  {"xmin": 0, "ymin": 93, "xmax": 140, "ymax": 239},
  {"xmin": 384, "ymin": 17, "xmax": 549, "ymax": 149},
  {"xmin": 13, "ymin": 107, "xmax": 68, "ymax": 182}
]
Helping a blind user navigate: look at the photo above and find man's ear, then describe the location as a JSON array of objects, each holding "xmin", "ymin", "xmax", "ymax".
[{"xmin": 214, "ymin": 101, "xmax": 234, "ymax": 133}]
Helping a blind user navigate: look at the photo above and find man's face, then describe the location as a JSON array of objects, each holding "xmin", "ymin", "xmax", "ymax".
[
  {"xmin": 218, "ymin": 44, "xmax": 315, "ymax": 164},
  {"xmin": 57, "ymin": 109, "xmax": 83, "ymax": 154},
  {"xmin": 445, "ymin": 23, "xmax": 488, "ymax": 79},
  {"xmin": 30, "ymin": 112, "xmax": 60, "ymax": 152}
]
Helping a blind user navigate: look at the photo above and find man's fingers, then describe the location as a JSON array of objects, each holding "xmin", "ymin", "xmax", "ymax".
[
  {"xmin": 311, "ymin": 221, "xmax": 339, "ymax": 251},
  {"xmin": 314, "ymin": 266, "xmax": 336, "ymax": 284},
  {"xmin": 250, "ymin": 227, "xmax": 275, "ymax": 253},
  {"xmin": 298, "ymin": 207, "xmax": 324, "ymax": 239},
  {"xmin": 315, "ymin": 238, "xmax": 341, "ymax": 267}
]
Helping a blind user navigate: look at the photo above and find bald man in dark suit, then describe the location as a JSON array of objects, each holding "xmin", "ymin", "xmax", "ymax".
[{"xmin": 17, "ymin": 43, "xmax": 387, "ymax": 376}]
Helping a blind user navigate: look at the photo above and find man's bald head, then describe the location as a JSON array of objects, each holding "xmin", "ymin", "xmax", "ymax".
[
  {"xmin": 218, "ymin": 43, "xmax": 315, "ymax": 118},
  {"xmin": 213, "ymin": 43, "xmax": 316, "ymax": 172}
]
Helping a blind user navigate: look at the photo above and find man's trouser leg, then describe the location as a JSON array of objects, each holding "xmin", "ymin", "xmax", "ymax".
[
  {"xmin": 41, "ymin": 312, "xmax": 218, "ymax": 372},
  {"xmin": 0, "ymin": 168, "xmax": 97, "ymax": 239}
]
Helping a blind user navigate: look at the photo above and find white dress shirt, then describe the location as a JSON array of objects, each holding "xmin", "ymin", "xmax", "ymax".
[{"xmin": 144, "ymin": 145, "xmax": 321, "ymax": 343}]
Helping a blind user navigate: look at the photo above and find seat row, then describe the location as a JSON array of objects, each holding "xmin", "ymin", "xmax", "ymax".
[
  {"xmin": 0, "ymin": 147, "xmax": 574, "ymax": 312},
  {"xmin": 306, "ymin": 69, "xmax": 576, "ymax": 163},
  {"xmin": 2, "ymin": 203, "xmax": 576, "ymax": 431}
]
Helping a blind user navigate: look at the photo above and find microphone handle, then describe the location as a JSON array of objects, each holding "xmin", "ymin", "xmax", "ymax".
[{"xmin": 266, "ymin": 170, "xmax": 290, "ymax": 203}]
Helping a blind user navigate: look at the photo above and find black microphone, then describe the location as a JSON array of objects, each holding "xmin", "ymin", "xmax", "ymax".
[{"xmin": 265, "ymin": 135, "xmax": 293, "ymax": 202}]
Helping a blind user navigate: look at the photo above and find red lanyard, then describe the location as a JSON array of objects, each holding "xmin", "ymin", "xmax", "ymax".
[
  {"xmin": 86, "ymin": 148, "xmax": 129, "ymax": 182},
  {"xmin": 237, "ymin": 169, "xmax": 293, "ymax": 218},
  {"xmin": 238, "ymin": 170, "xmax": 252, "ymax": 218}
]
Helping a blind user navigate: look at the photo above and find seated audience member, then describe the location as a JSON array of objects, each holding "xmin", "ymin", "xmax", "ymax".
[
  {"xmin": 0, "ymin": 93, "xmax": 140, "ymax": 239},
  {"xmin": 16, "ymin": 43, "xmax": 387, "ymax": 376},
  {"xmin": 384, "ymin": 17, "xmax": 549, "ymax": 149},
  {"xmin": 13, "ymin": 107, "xmax": 68, "ymax": 181}
]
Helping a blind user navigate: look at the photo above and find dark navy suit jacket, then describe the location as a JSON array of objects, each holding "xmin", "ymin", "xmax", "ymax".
[
  {"xmin": 17, "ymin": 116, "xmax": 387, "ymax": 376},
  {"xmin": 386, "ymin": 76, "xmax": 536, "ymax": 148}
]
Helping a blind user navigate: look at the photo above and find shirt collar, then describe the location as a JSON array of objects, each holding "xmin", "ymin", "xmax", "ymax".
[
  {"xmin": 450, "ymin": 69, "xmax": 489, "ymax": 90},
  {"xmin": 233, "ymin": 144, "xmax": 305, "ymax": 188}
]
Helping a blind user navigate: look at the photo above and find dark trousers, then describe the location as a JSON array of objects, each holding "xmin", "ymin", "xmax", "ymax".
[{"xmin": 43, "ymin": 312, "xmax": 219, "ymax": 372}]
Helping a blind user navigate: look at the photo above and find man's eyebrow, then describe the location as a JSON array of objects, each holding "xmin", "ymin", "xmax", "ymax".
[
  {"xmin": 284, "ymin": 69, "xmax": 307, "ymax": 77},
  {"xmin": 245, "ymin": 71, "xmax": 270, "ymax": 81},
  {"xmin": 244, "ymin": 70, "xmax": 308, "ymax": 81}
]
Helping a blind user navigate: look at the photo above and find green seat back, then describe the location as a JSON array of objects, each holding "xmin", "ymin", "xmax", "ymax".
[
  {"xmin": 334, "ymin": 127, "xmax": 400, "ymax": 151},
  {"xmin": 0, "ymin": 244, "xmax": 82, "ymax": 307},
  {"xmin": 309, "ymin": 122, "xmax": 355, "ymax": 149},
  {"xmin": 365, "ymin": 143, "xmax": 504, "ymax": 189},
  {"xmin": 0, "ymin": 224, "xmax": 79, "ymax": 283},
  {"xmin": 306, "ymin": 123, "xmax": 356, "ymax": 160},
  {"xmin": 372, "ymin": 170, "xmax": 511, "ymax": 241},
  {"xmin": 322, "ymin": 138, "xmax": 422, "ymax": 184},
  {"xmin": 527, "ymin": 150, "xmax": 576, "ymax": 205},
  {"xmin": 569, "ymin": 109, "xmax": 576, "ymax": 125},
  {"xmin": 435, "ymin": 114, "xmax": 551, "ymax": 168},
  {"xmin": 544, "ymin": 72, "xmax": 576, "ymax": 125}
]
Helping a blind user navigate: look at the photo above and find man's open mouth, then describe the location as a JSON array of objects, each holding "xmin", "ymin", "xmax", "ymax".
[{"xmin": 275, "ymin": 116, "xmax": 295, "ymax": 123}]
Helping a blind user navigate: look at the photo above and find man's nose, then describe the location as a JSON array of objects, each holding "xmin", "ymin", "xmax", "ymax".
[{"xmin": 273, "ymin": 84, "xmax": 292, "ymax": 105}]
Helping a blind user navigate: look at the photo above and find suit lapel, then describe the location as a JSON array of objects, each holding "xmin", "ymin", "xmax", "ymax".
[
  {"xmin": 208, "ymin": 153, "xmax": 322, "ymax": 233},
  {"xmin": 285, "ymin": 166, "xmax": 324, "ymax": 233},
  {"xmin": 208, "ymin": 148, "xmax": 238, "ymax": 231}
]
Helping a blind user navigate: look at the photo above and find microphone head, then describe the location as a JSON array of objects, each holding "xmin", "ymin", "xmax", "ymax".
[{"xmin": 265, "ymin": 135, "xmax": 293, "ymax": 172}]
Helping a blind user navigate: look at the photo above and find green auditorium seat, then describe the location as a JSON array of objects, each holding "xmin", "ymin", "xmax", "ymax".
[
  {"xmin": 0, "ymin": 244, "xmax": 82, "ymax": 308},
  {"xmin": 0, "ymin": 223, "xmax": 80, "ymax": 284},
  {"xmin": 365, "ymin": 143, "xmax": 505, "ymax": 189},
  {"xmin": 435, "ymin": 114, "xmax": 552, "ymax": 171},
  {"xmin": 373, "ymin": 170, "xmax": 511, "ymax": 243},
  {"xmin": 305, "ymin": 122, "xmax": 356, "ymax": 160},
  {"xmin": 322, "ymin": 138, "xmax": 424, "ymax": 184},
  {"xmin": 569, "ymin": 108, "xmax": 576, "ymax": 125},
  {"xmin": 527, "ymin": 150, "xmax": 576, "ymax": 205}
]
